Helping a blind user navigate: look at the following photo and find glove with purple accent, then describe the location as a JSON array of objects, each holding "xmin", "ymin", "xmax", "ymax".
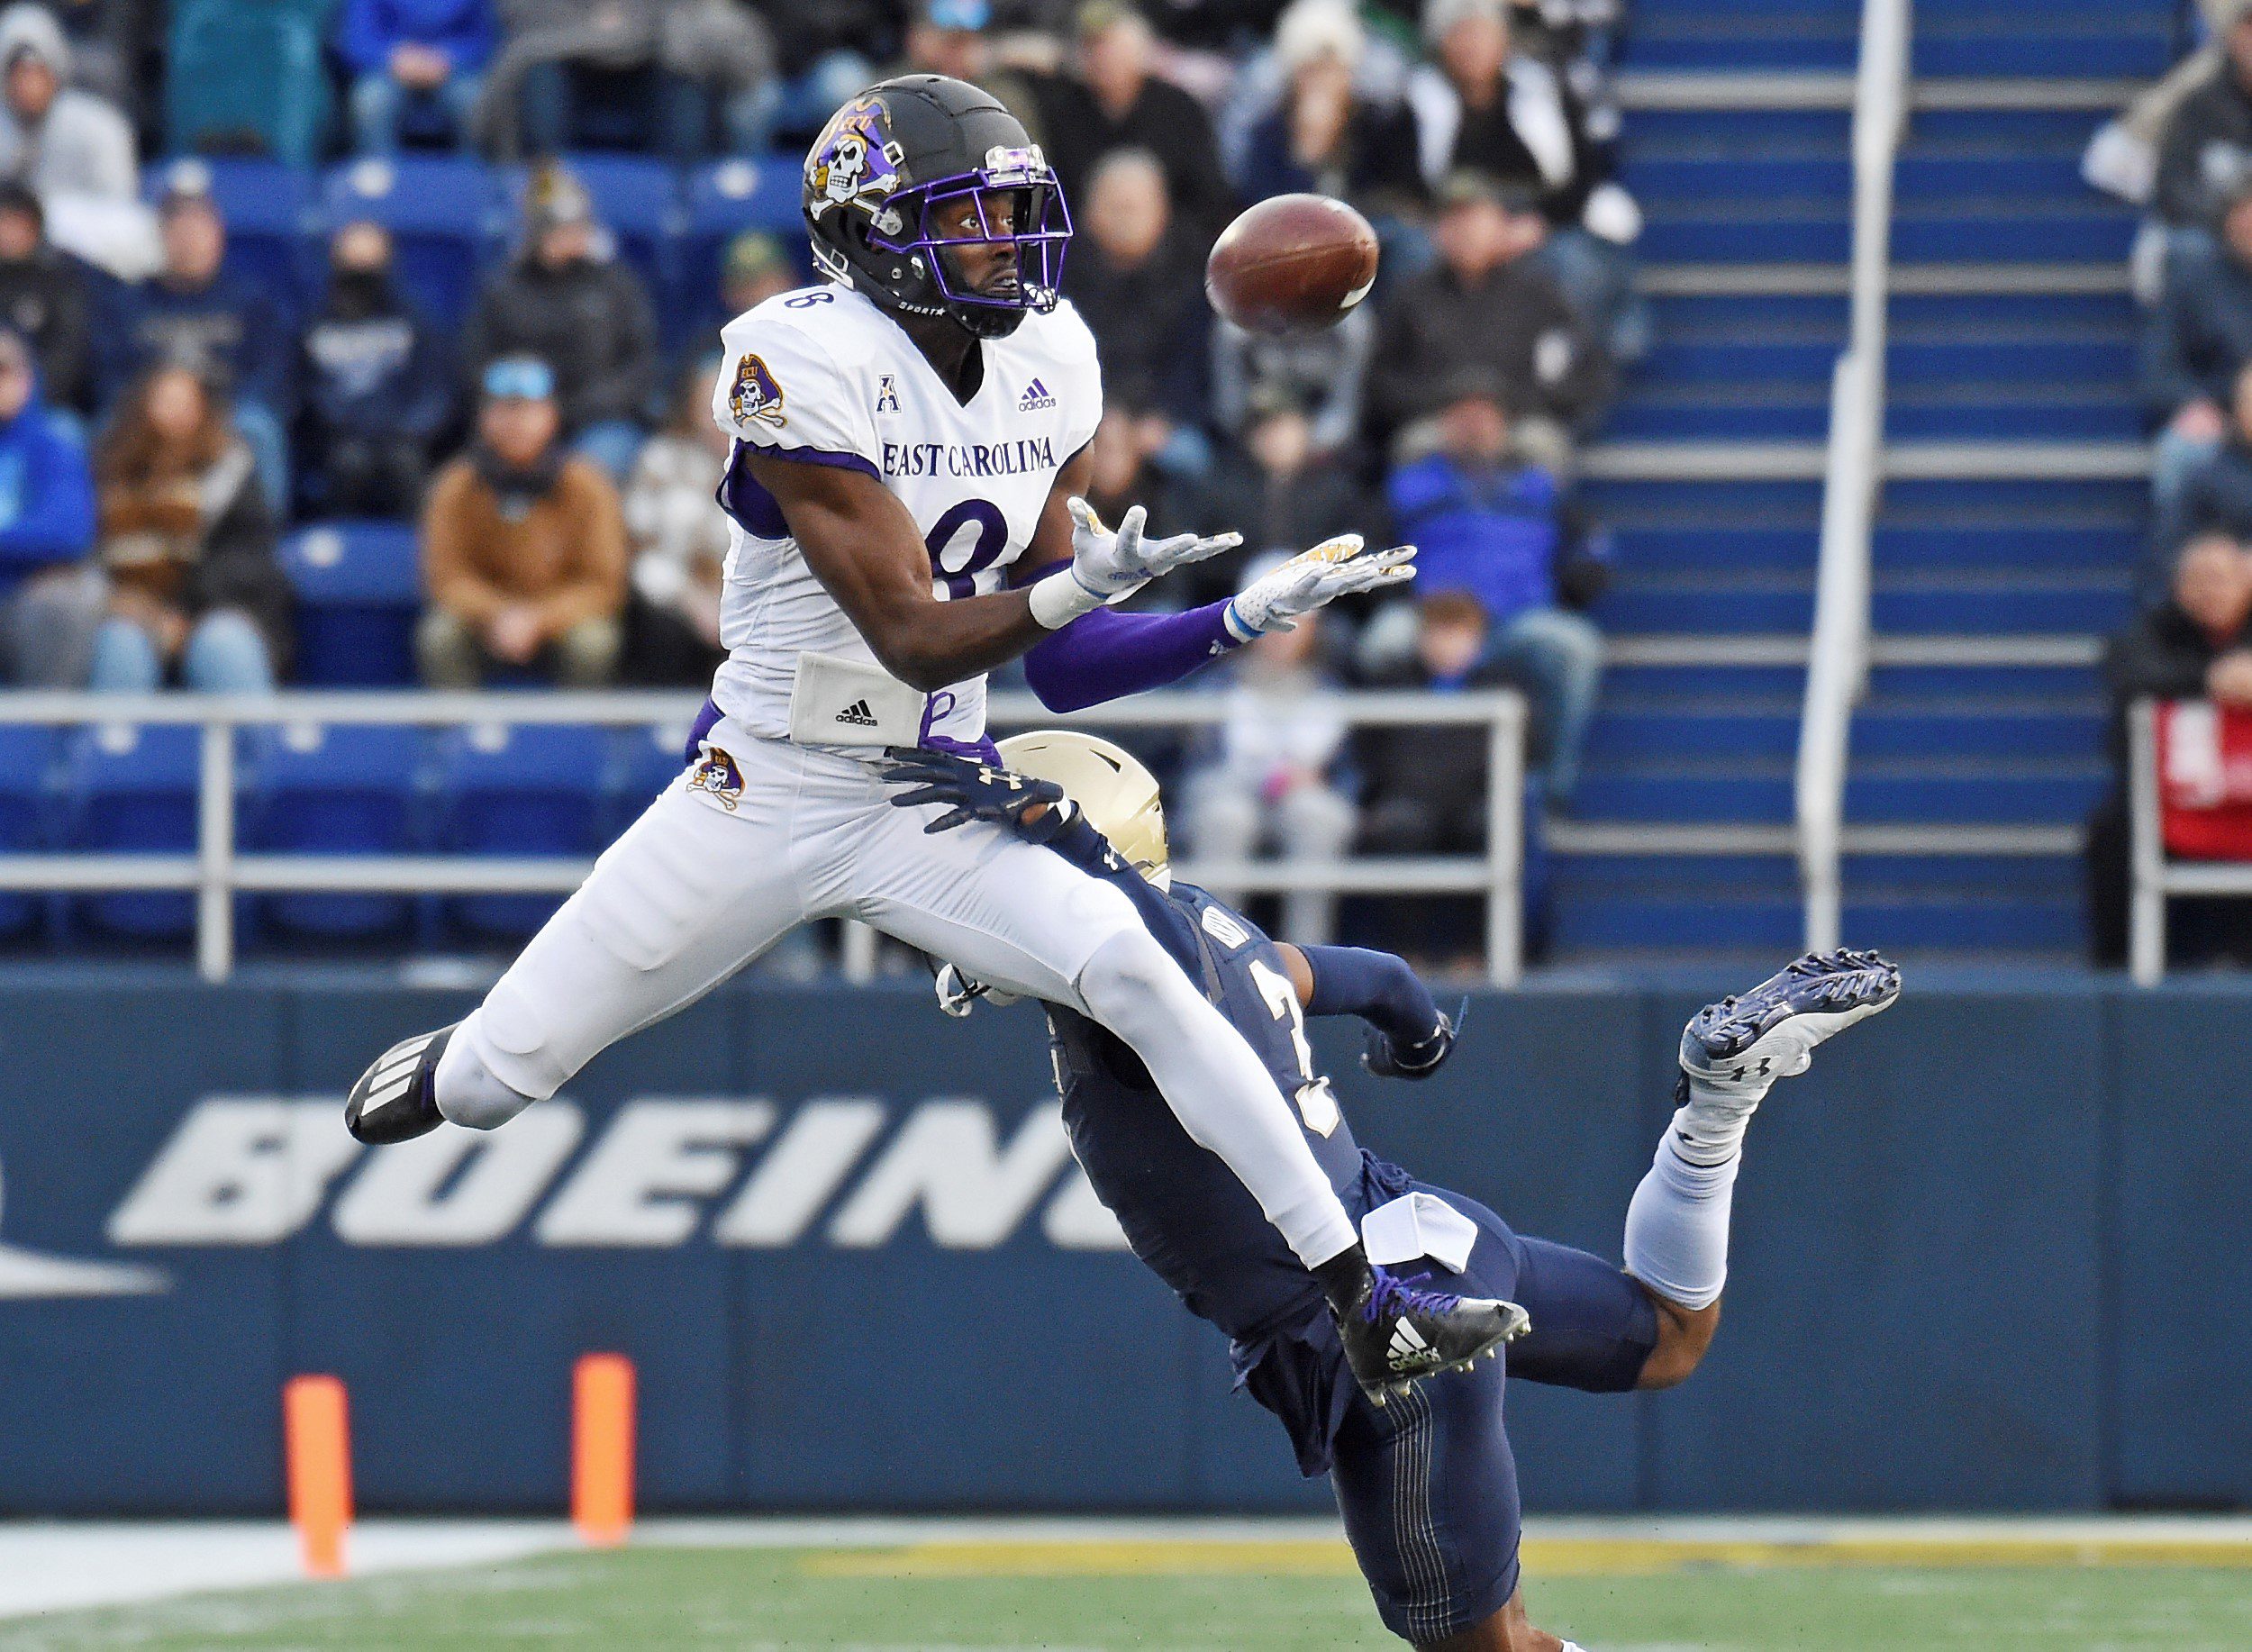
[{"xmin": 1224, "ymin": 535, "xmax": 1417, "ymax": 642}]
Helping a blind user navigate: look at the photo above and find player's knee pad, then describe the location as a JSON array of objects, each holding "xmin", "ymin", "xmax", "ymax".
[{"xmin": 432, "ymin": 1012, "xmax": 540, "ymax": 1130}]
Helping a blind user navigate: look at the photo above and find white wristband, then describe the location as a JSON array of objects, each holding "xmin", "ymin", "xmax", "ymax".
[{"xmin": 1029, "ymin": 570, "xmax": 1109, "ymax": 630}]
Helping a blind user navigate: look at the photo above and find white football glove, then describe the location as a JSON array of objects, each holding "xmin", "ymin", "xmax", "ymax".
[
  {"xmin": 1030, "ymin": 498, "xmax": 1244, "ymax": 628},
  {"xmin": 1224, "ymin": 535, "xmax": 1417, "ymax": 641}
]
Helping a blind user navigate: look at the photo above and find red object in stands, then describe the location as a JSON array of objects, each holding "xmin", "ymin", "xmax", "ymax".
[{"xmin": 2157, "ymin": 700, "xmax": 2252, "ymax": 858}]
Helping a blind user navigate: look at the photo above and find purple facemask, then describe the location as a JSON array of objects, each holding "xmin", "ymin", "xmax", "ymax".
[{"xmin": 869, "ymin": 146, "xmax": 1072, "ymax": 316}]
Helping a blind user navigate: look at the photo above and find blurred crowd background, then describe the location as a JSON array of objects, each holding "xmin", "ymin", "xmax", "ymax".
[{"xmin": 3, "ymin": 0, "xmax": 2249, "ymax": 968}]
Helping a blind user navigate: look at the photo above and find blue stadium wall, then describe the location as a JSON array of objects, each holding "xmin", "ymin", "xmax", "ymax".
[{"xmin": 1, "ymin": 967, "xmax": 2246, "ymax": 1518}]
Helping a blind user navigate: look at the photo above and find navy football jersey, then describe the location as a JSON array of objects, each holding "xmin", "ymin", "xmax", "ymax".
[{"xmin": 1047, "ymin": 883, "xmax": 1374, "ymax": 1348}]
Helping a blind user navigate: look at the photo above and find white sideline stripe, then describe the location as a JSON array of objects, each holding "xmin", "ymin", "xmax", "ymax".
[
  {"xmin": 7, "ymin": 1515, "xmax": 2252, "ymax": 1619},
  {"xmin": 0, "ymin": 1520, "xmax": 574, "ymax": 1619}
]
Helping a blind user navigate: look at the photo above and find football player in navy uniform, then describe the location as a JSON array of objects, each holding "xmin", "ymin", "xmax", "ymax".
[{"xmin": 884, "ymin": 732, "xmax": 1901, "ymax": 1651}]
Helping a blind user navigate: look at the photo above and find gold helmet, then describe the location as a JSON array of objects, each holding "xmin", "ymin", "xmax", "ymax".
[{"xmin": 994, "ymin": 730, "xmax": 1170, "ymax": 890}]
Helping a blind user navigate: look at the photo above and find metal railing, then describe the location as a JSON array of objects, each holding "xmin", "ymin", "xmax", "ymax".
[
  {"xmin": 2128, "ymin": 698, "xmax": 2252, "ymax": 986},
  {"xmin": 1795, "ymin": 0, "xmax": 1911, "ymax": 952},
  {"xmin": 0, "ymin": 687, "xmax": 1527, "ymax": 988}
]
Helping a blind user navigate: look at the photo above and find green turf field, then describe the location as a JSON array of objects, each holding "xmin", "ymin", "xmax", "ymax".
[{"xmin": 7, "ymin": 1539, "xmax": 2252, "ymax": 1651}]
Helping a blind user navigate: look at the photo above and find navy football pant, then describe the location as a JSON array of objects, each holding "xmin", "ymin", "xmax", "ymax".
[{"xmin": 1330, "ymin": 1184, "xmax": 1658, "ymax": 1645}]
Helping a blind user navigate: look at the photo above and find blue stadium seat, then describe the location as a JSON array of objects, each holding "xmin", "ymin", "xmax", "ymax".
[
  {"xmin": 241, "ymin": 722, "xmax": 428, "ymax": 943},
  {"xmin": 144, "ymin": 159, "xmax": 322, "ymax": 322},
  {"xmin": 59, "ymin": 723, "xmax": 213, "ymax": 942},
  {"xmin": 282, "ymin": 522, "xmax": 422, "ymax": 686},
  {"xmin": 0, "ymin": 726, "xmax": 59, "ymax": 942},
  {"xmin": 608, "ymin": 720, "xmax": 694, "ymax": 835},
  {"xmin": 166, "ymin": 0, "xmax": 331, "ymax": 168},
  {"xmin": 680, "ymin": 158, "xmax": 810, "ymax": 342},
  {"xmin": 501, "ymin": 156, "xmax": 684, "ymax": 327},
  {"xmin": 434, "ymin": 722, "xmax": 612, "ymax": 942},
  {"xmin": 322, "ymin": 156, "xmax": 505, "ymax": 325}
]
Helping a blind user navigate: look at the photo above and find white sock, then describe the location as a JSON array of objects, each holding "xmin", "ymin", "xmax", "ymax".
[
  {"xmin": 433, "ymin": 1013, "xmax": 540, "ymax": 1131},
  {"xmin": 1076, "ymin": 928, "xmax": 1359, "ymax": 1267},
  {"xmin": 1621, "ymin": 1102, "xmax": 1744, "ymax": 1312}
]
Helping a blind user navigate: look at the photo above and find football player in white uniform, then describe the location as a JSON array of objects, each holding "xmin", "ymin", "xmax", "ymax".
[{"xmin": 344, "ymin": 75, "xmax": 1520, "ymax": 1394}]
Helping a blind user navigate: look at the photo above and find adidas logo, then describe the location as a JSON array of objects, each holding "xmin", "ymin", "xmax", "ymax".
[
  {"xmin": 1018, "ymin": 377, "xmax": 1057, "ymax": 412},
  {"xmin": 361, "ymin": 1032, "xmax": 434, "ymax": 1116},
  {"xmin": 1387, "ymin": 1319, "xmax": 1430, "ymax": 1367},
  {"xmin": 834, "ymin": 699, "xmax": 880, "ymax": 728}
]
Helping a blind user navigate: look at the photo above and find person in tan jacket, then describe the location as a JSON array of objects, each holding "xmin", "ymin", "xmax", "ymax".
[{"xmin": 417, "ymin": 354, "xmax": 625, "ymax": 687}]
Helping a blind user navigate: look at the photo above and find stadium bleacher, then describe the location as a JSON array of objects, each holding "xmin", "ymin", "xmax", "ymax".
[{"xmin": 1546, "ymin": 0, "xmax": 2176, "ymax": 963}]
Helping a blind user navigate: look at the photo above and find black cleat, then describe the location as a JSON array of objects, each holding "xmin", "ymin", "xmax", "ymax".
[
  {"xmin": 344, "ymin": 1023, "xmax": 459, "ymax": 1145},
  {"xmin": 1324, "ymin": 1256, "xmax": 1531, "ymax": 1404}
]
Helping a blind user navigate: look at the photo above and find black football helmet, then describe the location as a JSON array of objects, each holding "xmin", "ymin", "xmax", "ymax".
[{"xmin": 801, "ymin": 75, "xmax": 1071, "ymax": 340}]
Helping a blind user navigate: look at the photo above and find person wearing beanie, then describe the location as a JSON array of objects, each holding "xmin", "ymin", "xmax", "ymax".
[
  {"xmin": 0, "ymin": 5, "xmax": 133, "ymax": 205},
  {"xmin": 460, "ymin": 163, "xmax": 658, "ymax": 483}
]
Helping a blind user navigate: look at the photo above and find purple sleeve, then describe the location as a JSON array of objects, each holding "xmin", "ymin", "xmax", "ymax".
[{"xmin": 1021, "ymin": 586, "xmax": 1243, "ymax": 713}]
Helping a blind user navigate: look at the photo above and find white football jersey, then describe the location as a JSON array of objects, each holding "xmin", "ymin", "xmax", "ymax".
[{"xmin": 707, "ymin": 282, "xmax": 1103, "ymax": 748}]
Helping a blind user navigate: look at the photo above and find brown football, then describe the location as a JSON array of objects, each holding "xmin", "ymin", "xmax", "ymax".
[{"xmin": 1204, "ymin": 194, "xmax": 1380, "ymax": 336}]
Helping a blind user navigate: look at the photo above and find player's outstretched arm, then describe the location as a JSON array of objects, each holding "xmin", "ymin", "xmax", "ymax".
[
  {"xmin": 1276, "ymin": 941, "xmax": 1462, "ymax": 1081},
  {"xmin": 749, "ymin": 450, "xmax": 1061, "ymax": 691},
  {"xmin": 1017, "ymin": 529, "xmax": 1415, "ymax": 713}
]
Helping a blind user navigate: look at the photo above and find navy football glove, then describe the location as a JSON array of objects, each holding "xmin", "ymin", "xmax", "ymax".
[
  {"xmin": 1362, "ymin": 997, "xmax": 1469, "ymax": 1082},
  {"xmin": 881, "ymin": 747, "xmax": 1078, "ymax": 841}
]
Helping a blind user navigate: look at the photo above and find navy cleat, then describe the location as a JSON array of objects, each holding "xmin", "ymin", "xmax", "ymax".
[
  {"xmin": 1681, "ymin": 948, "xmax": 1901, "ymax": 1091},
  {"xmin": 344, "ymin": 1023, "xmax": 459, "ymax": 1145},
  {"xmin": 1322, "ymin": 1257, "xmax": 1531, "ymax": 1404}
]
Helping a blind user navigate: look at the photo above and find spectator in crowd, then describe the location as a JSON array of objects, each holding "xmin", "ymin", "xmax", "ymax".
[
  {"xmin": 1209, "ymin": 303, "xmax": 1374, "ymax": 458},
  {"xmin": 1383, "ymin": 371, "xmax": 1606, "ymax": 809},
  {"xmin": 463, "ymin": 164, "xmax": 658, "ymax": 482},
  {"xmin": 1368, "ymin": 172, "xmax": 1612, "ymax": 464},
  {"xmin": 1065, "ymin": 148, "xmax": 1209, "ymax": 431},
  {"xmin": 757, "ymin": 0, "xmax": 893, "ymax": 146},
  {"xmin": 2085, "ymin": 532, "xmax": 2252, "ymax": 964},
  {"xmin": 0, "ymin": 322, "xmax": 95, "ymax": 685},
  {"xmin": 1235, "ymin": 0, "xmax": 1423, "ymax": 212},
  {"xmin": 2145, "ymin": 172, "xmax": 2252, "ymax": 537},
  {"xmin": 2155, "ymin": 360, "xmax": 2252, "ymax": 571},
  {"xmin": 297, "ymin": 220, "xmax": 453, "ymax": 519},
  {"xmin": 897, "ymin": 0, "xmax": 1047, "ymax": 146},
  {"xmin": 0, "ymin": 6, "xmax": 132, "ymax": 204},
  {"xmin": 486, "ymin": 0, "xmax": 775, "ymax": 160},
  {"xmin": 2152, "ymin": 0, "xmax": 2252, "ymax": 231},
  {"xmin": 89, "ymin": 363, "xmax": 289, "ymax": 692},
  {"xmin": 1179, "ymin": 589, "xmax": 1357, "ymax": 943},
  {"xmin": 2084, "ymin": 0, "xmax": 2243, "ymax": 217},
  {"xmin": 1033, "ymin": 1, "xmax": 1236, "ymax": 246},
  {"xmin": 1182, "ymin": 383, "xmax": 1377, "ymax": 606},
  {"xmin": 688, "ymin": 229, "xmax": 799, "ymax": 361},
  {"xmin": 1406, "ymin": 0, "xmax": 1645, "ymax": 359},
  {"xmin": 1350, "ymin": 585, "xmax": 1510, "ymax": 964},
  {"xmin": 94, "ymin": 167, "xmax": 294, "ymax": 511},
  {"xmin": 621, "ymin": 356, "xmax": 730, "ymax": 685},
  {"xmin": 0, "ymin": 179, "xmax": 87, "ymax": 413},
  {"xmin": 336, "ymin": 0, "xmax": 498, "ymax": 156},
  {"xmin": 418, "ymin": 355, "xmax": 626, "ymax": 688}
]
